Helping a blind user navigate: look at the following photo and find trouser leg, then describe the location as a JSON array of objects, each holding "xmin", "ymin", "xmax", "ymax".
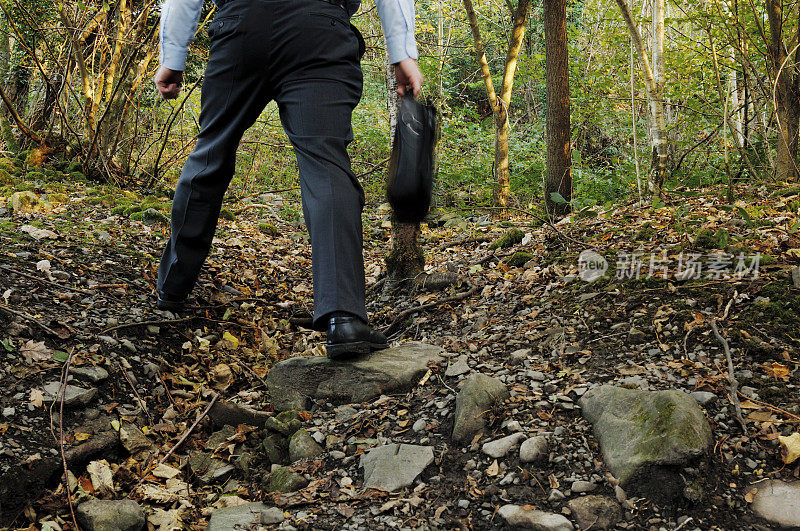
[
  {"xmin": 276, "ymin": 78, "xmax": 366, "ymax": 329},
  {"xmin": 158, "ymin": 6, "xmax": 270, "ymax": 298}
]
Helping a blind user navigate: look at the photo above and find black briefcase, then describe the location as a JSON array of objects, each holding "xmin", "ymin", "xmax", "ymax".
[{"xmin": 386, "ymin": 95, "xmax": 437, "ymax": 223}]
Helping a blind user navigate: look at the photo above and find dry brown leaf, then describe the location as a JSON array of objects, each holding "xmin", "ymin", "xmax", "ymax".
[
  {"xmin": 29, "ymin": 389, "xmax": 44, "ymax": 408},
  {"xmin": 486, "ymin": 459, "xmax": 499, "ymax": 477},
  {"xmin": 20, "ymin": 340, "xmax": 51, "ymax": 364},
  {"xmin": 778, "ymin": 433, "xmax": 800, "ymax": 464},
  {"xmin": 765, "ymin": 362, "xmax": 791, "ymax": 381}
]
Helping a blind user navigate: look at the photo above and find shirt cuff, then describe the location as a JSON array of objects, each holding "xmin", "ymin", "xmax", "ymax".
[
  {"xmin": 384, "ymin": 31, "xmax": 418, "ymax": 64},
  {"xmin": 160, "ymin": 46, "xmax": 188, "ymax": 71}
]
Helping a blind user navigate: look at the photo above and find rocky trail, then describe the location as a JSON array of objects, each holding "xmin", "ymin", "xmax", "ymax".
[{"xmin": 1, "ymin": 166, "xmax": 800, "ymax": 530}]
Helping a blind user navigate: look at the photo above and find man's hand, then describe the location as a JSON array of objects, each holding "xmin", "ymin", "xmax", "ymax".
[
  {"xmin": 395, "ymin": 58, "xmax": 422, "ymax": 98},
  {"xmin": 154, "ymin": 66, "xmax": 184, "ymax": 100}
]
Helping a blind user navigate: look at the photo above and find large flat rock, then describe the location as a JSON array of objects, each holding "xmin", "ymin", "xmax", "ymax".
[
  {"xmin": 206, "ymin": 502, "xmax": 269, "ymax": 531},
  {"xmin": 266, "ymin": 342, "xmax": 443, "ymax": 411},
  {"xmin": 360, "ymin": 444, "xmax": 434, "ymax": 491},
  {"xmin": 750, "ymin": 480, "xmax": 800, "ymax": 528},
  {"xmin": 579, "ymin": 385, "xmax": 712, "ymax": 499},
  {"xmin": 452, "ymin": 373, "xmax": 509, "ymax": 444}
]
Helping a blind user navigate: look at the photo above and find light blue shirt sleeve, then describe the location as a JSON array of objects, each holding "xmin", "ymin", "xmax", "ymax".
[
  {"xmin": 376, "ymin": 0, "xmax": 418, "ymax": 64},
  {"xmin": 159, "ymin": 0, "xmax": 204, "ymax": 71}
]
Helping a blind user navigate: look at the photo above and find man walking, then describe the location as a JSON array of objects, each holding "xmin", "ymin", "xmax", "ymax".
[{"xmin": 154, "ymin": 0, "xmax": 422, "ymax": 359}]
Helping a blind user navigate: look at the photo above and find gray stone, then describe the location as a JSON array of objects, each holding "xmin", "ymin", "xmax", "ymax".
[
  {"xmin": 188, "ymin": 452, "xmax": 235, "ymax": 484},
  {"xmin": 519, "ymin": 436, "xmax": 549, "ymax": 463},
  {"xmin": 71, "ymin": 366, "xmax": 109, "ymax": 383},
  {"xmin": 360, "ymin": 444, "xmax": 434, "ymax": 491},
  {"xmin": 2, "ymin": 407, "xmax": 14, "ymax": 418},
  {"xmin": 793, "ymin": 266, "xmax": 800, "ymax": 288},
  {"xmin": 9, "ymin": 191, "xmax": 40, "ymax": 213},
  {"xmin": 482, "ymin": 433, "xmax": 526, "ymax": 458},
  {"xmin": 579, "ymin": 386, "xmax": 712, "ymax": 499},
  {"xmin": 76, "ymin": 499, "xmax": 145, "ymax": 531},
  {"xmin": 268, "ymin": 466, "xmax": 308, "ymax": 493},
  {"xmin": 335, "ymin": 405, "xmax": 358, "ymax": 422},
  {"xmin": 209, "ymin": 400, "xmax": 272, "ymax": 428},
  {"xmin": 497, "ymin": 505, "xmax": 574, "ymax": 530},
  {"xmin": 289, "ymin": 429, "xmax": 324, "ymax": 462},
  {"xmin": 548, "ymin": 489, "xmax": 565, "ymax": 502},
  {"xmin": 689, "ymin": 391, "xmax": 717, "ymax": 406},
  {"xmin": 412, "ymin": 419, "xmax": 427, "ymax": 432},
  {"xmin": 567, "ymin": 495, "xmax": 622, "ymax": 530},
  {"xmin": 42, "ymin": 382, "xmax": 97, "ymax": 407},
  {"xmin": 452, "ymin": 373, "xmax": 509, "ymax": 444},
  {"xmin": 570, "ymin": 480, "xmax": 597, "ymax": 493},
  {"xmin": 750, "ymin": 480, "xmax": 800, "ymax": 528},
  {"xmin": 207, "ymin": 502, "xmax": 268, "ymax": 531},
  {"xmin": 444, "ymin": 356, "xmax": 470, "ymax": 377},
  {"xmin": 119, "ymin": 423, "xmax": 153, "ymax": 457},
  {"xmin": 259, "ymin": 507, "xmax": 286, "ymax": 525},
  {"xmin": 266, "ymin": 342, "xmax": 444, "ymax": 411}
]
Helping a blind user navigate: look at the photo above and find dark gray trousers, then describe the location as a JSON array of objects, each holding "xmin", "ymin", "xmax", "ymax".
[{"xmin": 158, "ymin": 0, "xmax": 367, "ymax": 329}]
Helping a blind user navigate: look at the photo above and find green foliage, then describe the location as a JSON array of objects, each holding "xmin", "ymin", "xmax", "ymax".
[
  {"xmin": 0, "ymin": 169, "xmax": 15, "ymax": 185},
  {"xmin": 25, "ymin": 171, "xmax": 45, "ymax": 182},
  {"xmin": 219, "ymin": 208, "xmax": 236, "ymax": 221},
  {"xmin": 505, "ymin": 251, "xmax": 535, "ymax": 267}
]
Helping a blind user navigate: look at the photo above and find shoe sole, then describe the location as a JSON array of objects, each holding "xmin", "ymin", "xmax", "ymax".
[{"xmin": 327, "ymin": 340, "xmax": 389, "ymax": 360}]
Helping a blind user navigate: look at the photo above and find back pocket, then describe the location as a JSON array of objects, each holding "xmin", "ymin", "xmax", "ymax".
[{"xmin": 208, "ymin": 15, "xmax": 240, "ymax": 40}]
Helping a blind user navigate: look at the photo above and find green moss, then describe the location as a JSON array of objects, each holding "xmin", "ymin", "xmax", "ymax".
[
  {"xmin": 66, "ymin": 161, "xmax": 82, "ymax": 173},
  {"xmin": 760, "ymin": 253, "xmax": 776, "ymax": 266},
  {"xmin": 258, "ymin": 223, "xmax": 280, "ymax": 236},
  {"xmin": 635, "ymin": 223, "xmax": 655, "ymax": 241},
  {"xmin": 68, "ymin": 171, "xmax": 85, "ymax": 182},
  {"xmin": 111, "ymin": 205, "xmax": 127, "ymax": 215},
  {"xmin": 219, "ymin": 208, "xmax": 236, "ymax": 221},
  {"xmin": 24, "ymin": 171, "xmax": 45, "ymax": 182},
  {"xmin": 0, "ymin": 169, "xmax": 14, "ymax": 185},
  {"xmin": 130, "ymin": 208, "xmax": 168, "ymax": 225},
  {"xmin": 123, "ymin": 205, "xmax": 143, "ymax": 216},
  {"xmin": 267, "ymin": 466, "xmax": 307, "ymax": 493},
  {"xmin": 489, "ymin": 228, "xmax": 525, "ymax": 249},
  {"xmin": 505, "ymin": 251, "xmax": 535, "ymax": 267},
  {"xmin": 0, "ymin": 157, "xmax": 17, "ymax": 174},
  {"xmin": 694, "ymin": 228, "xmax": 728, "ymax": 250}
]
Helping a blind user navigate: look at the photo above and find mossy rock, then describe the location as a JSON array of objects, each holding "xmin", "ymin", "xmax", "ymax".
[
  {"xmin": 0, "ymin": 169, "xmax": 14, "ymax": 186},
  {"xmin": 259, "ymin": 223, "xmax": 280, "ymax": 236},
  {"xmin": 267, "ymin": 466, "xmax": 308, "ymax": 493},
  {"xmin": 694, "ymin": 228, "xmax": 728, "ymax": 250},
  {"xmin": 505, "ymin": 251, "xmax": 535, "ymax": 268},
  {"xmin": 490, "ymin": 228, "xmax": 525, "ymax": 249},
  {"xmin": 68, "ymin": 171, "xmax": 86, "ymax": 182},
  {"xmin": 123, "ymin": 205, "xmax": 143, "ymax": 216},
  {"xmin": 48, "ymin": 193, "xmax": 68, "ymax": 204},
  {"xmin": 131, "ymin": 208, "xmax": 169, "ymax": 225},
  {"xmin": 220, "ymin": 208, "xmax": 236, "ymax": 221},
  {"xmin": 635, "ymin": 223, "xmax": 655, "ymax": 241},
  {"xmin": 262, "ymin": 433, "xmax": 288, "ymax": 466},
  {"xmin": 25, "ymin": 171, "xmax": 46, "ymax": 182},
  {"xmin": 111, "ymin": 205, "xmax": 128, "ymax": 215}
]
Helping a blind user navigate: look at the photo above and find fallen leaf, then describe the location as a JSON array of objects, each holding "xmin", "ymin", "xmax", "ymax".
[
  {"xmin": 209, "ymin": 363, "xmax": 233, "ymax": 391},
  {"xmin": 152, "ymin": 463, "xmax": 181, "ymax": 479},
  {"xmin": 486, "ymin": 459, "xmax": 499, "ymax": 477},
  {"xmin": 222, "ymin": 331, "xmax": 239, "ymax": 349},
  {"xmin": 29, "ymin": 389, "xmax": 44, "ymax": 408},
  {"xmin": 744, "ymin": 487, "xmax": 757, "ymax": 503},
  {"xmin": 20, "ymin": 340, "xmax": 51, "ymax": 364},
  {"xmin": 86, "ymin": 460, "xmax": 114, "ymax": 494},
  {"xmin": 766, "ymin": 362, "xmax": 791, "ymax": 381},
  {"xmin": 778, "ymin": 432, "xmax": 800, "ymax": 464},
  {"xmin": 74, "ymin": 432, "xmax": 92, "ymax": 442}
]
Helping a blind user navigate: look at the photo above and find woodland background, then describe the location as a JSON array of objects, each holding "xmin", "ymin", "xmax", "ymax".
[{"xmin": 0, "ymin": 0, "xmax": 797, "ymax": 214}]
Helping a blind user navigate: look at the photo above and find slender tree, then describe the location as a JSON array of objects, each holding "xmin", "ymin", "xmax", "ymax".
[{"xmin": 462, "ymin": 0, "xmax": 532, "ymax": 214}]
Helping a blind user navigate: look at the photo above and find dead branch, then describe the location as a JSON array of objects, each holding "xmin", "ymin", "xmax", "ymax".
[
  {"xmin": 0, "ymin": 304, "xmax": 60, "ymax": 336},
  {"xmin": 383, "ymin": 284, "xmax": 480, "ymax": 337},
  {"xmin": 709, "ymin": 318, "xmax": 748, "ymax": 434}
]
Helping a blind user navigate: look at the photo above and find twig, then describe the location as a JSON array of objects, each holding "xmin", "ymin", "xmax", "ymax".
[
  {"xmin": 383, "ymin": 284, "xmax": 480, "ymax": 337},
  {"xmin": 0, "ymin": 264, "xmax": 89, "ymax": 294},
  {"xmin": 709, "ymin": 318, "xmax": 748, "ymax": 434},
  {"xmin": 133, "ymin": 393, "xmax": 219, "ymax": 491},
  {"xmin": 736, "ymin": 392, "xmax": 800, "ymax": 422},
  {"xmin": 119, "ymin": 366, "xmax": 153, "ymax": 426},
  {"xmin": 673, "ymin": 517, "xmax": 694, "ymax": 531},
  {"xmin": 48, "ymin": 349, "xmax": 79, "ymax": 531},
  {"xmin": 0, "ymin": 304, "xmax": 60, "ymax": 336}
]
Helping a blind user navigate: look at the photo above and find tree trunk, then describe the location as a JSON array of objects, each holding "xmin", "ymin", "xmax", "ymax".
[
  {"xmin": 384, "ymin": 63, "xmax": 425, "ymax": 288},
  {"xmin": 543, "ymin": 0, "xmax": 571, "ymax": 218},
  {"xmin": 767, "ymin": 0, "xmax": 800, "ymax": 181}
]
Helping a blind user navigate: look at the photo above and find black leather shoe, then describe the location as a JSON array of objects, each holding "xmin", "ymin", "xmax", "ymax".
[
  {"xmin": 157, "ymin": 293, "xmax": 186, "ymax": 312},
  {"xmin": 326, "ymin": 315, "xmax": 388, "ymax": 360}
]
